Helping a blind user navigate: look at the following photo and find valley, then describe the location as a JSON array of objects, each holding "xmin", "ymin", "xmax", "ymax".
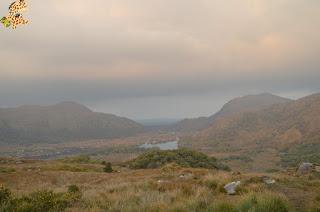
[{"xmin": 0, "ymin": 93, "xmax": 319, "ymax": 211}]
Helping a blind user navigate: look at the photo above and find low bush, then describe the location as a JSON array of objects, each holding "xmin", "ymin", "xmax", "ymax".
[
  {"xmin": 0, "ymin": 187, "xmax": 82, "ymax": 212},
  {"xmin": 68, "ymin": 185, "xmax": 80, "ymax": 193},
  {"xmin": 103, "ymin": 162, "xmax": 113, "ymax": 173},
  {"xmin": 128, "ymin": 149, "xmax": 229, "ymax": 171}
]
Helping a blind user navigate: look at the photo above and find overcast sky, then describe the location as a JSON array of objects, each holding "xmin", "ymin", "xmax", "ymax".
[{"xmin": 1, "ymin": 0, "xmax": 319, "ymax": 119}]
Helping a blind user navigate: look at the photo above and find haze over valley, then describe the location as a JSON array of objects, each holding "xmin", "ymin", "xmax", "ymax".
[{"xmin": 1, "ymin": 0, "xmax": 320, "ymax": 211}]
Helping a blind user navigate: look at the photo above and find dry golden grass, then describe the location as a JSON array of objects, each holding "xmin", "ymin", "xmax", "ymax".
[{"xmin": 0, "ymin": 159, "xmax": 319, "ymax": 211}]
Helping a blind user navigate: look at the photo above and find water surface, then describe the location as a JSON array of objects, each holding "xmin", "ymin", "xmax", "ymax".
[{"xmin": 139, "ymin": 141, "xmax": 178, "ymax": 150}]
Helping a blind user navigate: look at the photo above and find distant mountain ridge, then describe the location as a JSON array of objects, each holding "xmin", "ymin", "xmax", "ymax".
[
  {"xmin": 174, "ymin": 93, "xmax": 291, "ymax": 132},
  {"xmin": 181, "ymin": 93, "xmax": 320, "ymax": 151},
  {"xmin": 0, "ymin": 102, "xmax": 143, "ymax": 144}
]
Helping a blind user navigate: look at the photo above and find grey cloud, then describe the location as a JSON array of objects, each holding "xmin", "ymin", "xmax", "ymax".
[{"xmin": 0, "ymin": 0, "xmax": 319, "ymax": 118}]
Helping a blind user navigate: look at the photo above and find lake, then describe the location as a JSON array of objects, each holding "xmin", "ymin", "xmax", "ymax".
[{"xmin": 139, "ymin": 140, "xmax": 178, "ymax": 150}]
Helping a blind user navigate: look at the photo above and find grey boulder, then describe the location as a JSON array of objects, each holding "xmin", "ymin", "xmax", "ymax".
[{"xmin": 224, "ymin": 181, "xmax": 241, "ymax": 195}]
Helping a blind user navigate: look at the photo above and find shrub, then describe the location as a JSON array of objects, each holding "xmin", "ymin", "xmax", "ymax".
[
  {"xmin": 16, "ymin": 190, "xmax": 71, "ymax": 212},
  {"xmin": 0, "ymin": 188, "xmax": 15, "ymax": 212},
  {"xmin": 0, "ymin": 188, "xmax": 82, "ymax": 212},
  {"xmin": 104, "ymin": 162, "xmax": 113, "ymax": 173},
  {"xmin": 0, "ymin": 186, "xmax": 12, "ymax": 205},
  {"xmin": 68, "ymin": 185, "xmax": 80, "ymax": 193},
  {"xmin": 128, "ymin": 149, "xmax": 229, "ymax": 170}
]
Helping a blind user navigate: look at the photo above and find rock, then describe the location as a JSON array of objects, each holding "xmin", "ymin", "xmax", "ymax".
[
  {"xmin": 261, "ymin": 176, "xmax": 276, "ymax": 184},
  {"xmin": 297, "ymin": 162, "xmax": 314, "ymax": 175},
  {"xmin": 179, "ymin": 173, "xmax": 193, "ymax": 180},
  {"xmin": 224, "ymin": 181, "xmax": 241, "ymax": 195},
  {"xmin": 157, "ymin": 179, "xmax": 169, "ymax": 184}
]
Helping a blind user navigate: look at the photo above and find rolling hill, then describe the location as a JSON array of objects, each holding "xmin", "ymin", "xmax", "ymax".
[
  {"xmin": 0, "ymin": 102, "xmax": 143, "ymax": 144},
  {"xmin": 180, "ymin": 93, "xmax": 320, "ymax": 169},
  {"xmin": 194, "ymin": 93, "xmax": 320, "ymax": 147},
  {"xmin": 174, "ymin": 93, "xmax": 291, "ymax": 132}
]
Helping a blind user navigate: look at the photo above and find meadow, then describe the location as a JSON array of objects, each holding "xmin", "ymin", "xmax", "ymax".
[{"xmin": 0, "ymin": 153, "xmax": 319, "ymax": 212}]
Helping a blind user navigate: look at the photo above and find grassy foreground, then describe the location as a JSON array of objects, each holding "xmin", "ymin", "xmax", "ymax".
[{"xmin": 0, "ymin": 162, "xmax": 319, "ymax": 211}]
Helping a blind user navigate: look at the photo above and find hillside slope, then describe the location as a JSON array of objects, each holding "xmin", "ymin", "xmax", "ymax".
[
  {"xmin": 179, "ymin": 93, "xmax": 320, "ymax": 171},
  {"xmin": 174, "ymin": 93, "xmax": 291, "ymax": 132},
  {"xmin": 182, "ymin": 93, "xmax": 320, "ymax": 152},
  {"xmin": 0, "ymin": 102, "xmax": 143, "ymax": 144}
]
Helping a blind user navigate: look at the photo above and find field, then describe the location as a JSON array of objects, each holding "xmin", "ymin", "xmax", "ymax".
[{"xmin": 0, "ymin": 156, "xmax": 319, "ymax": 211}]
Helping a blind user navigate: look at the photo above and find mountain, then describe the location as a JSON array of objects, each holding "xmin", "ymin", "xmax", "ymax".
[
  {"xmin": 182, "ymin": 93, "xmax": 320, "ymax": 151},
  {"xmin": 174, "ymin": 93, "xmax": 291, "ymax": 132},
  {"xmin": 0, "ymin": 102, "xmax": 143, "ymax": 144}
]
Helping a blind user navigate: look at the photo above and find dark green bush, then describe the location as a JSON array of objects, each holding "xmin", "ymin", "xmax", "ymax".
[
  {"xmin": 68, "ymin": 185, "xmax": 80, "ymax": 193},
  {"xmin": 128, "ymin": 149, "xmax": 229, "ymax": 171},
  {"xmin": 103, "ymin": 162, "xmax": 113, "ymax": 173}
]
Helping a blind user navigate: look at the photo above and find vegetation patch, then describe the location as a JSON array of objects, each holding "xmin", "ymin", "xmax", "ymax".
[
  {"xmin": 280, "ymin": 143, "xmax": 320, "ymax": 167},
  {"xmin": 42, "ymin": 163, "xmax": 93, "ymax": 172},
  {"xmin": 59, "ymin": 155, "xmax": 97, "ymax": 164},
  {"xmin": 222, "ymin": 155, "xmax": 254, "ymax": 163},
  {"xmin": 0, "ymin": 167, "xmax": 15, "ymax": 173},
  {"xmin": 127, "ymin": 149, "xmax": 230, "ymax": 170},
  {"xmin": 236, "ymin": 193, "xmax": 291, "ymax": 212},
  {"xmin": 0, "ymin": 186, "xmax": 82, "ymax": 212}
]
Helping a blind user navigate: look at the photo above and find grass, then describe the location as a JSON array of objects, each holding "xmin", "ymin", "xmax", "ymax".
[
  {"xmin": 0, "ymin": 154, "xmax": 319, "ymax": 211},
  {"xmin": 280, "ymin": 143, "xmax": 320, "ymax": 167},
  {"xmin": 41, "ymin": 163, "xmax": 99, "ymax": 172},
  {"xmin": 59, "ymin": 155, "xmax": 95, "ymax": 164},
  {"xmin": 235, "ymin": 193, "xmax": 290, "ymax": 212}
]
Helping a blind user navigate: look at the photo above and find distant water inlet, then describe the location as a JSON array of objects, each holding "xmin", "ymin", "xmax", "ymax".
[{"xmin": 139, "ymin": 140, "xmax": 178, "ymax": 150}]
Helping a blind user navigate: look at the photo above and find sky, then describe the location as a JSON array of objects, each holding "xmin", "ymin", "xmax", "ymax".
[{"xmin": 1, "ymin": 0, "xmax": 320, "ymax": 119}]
